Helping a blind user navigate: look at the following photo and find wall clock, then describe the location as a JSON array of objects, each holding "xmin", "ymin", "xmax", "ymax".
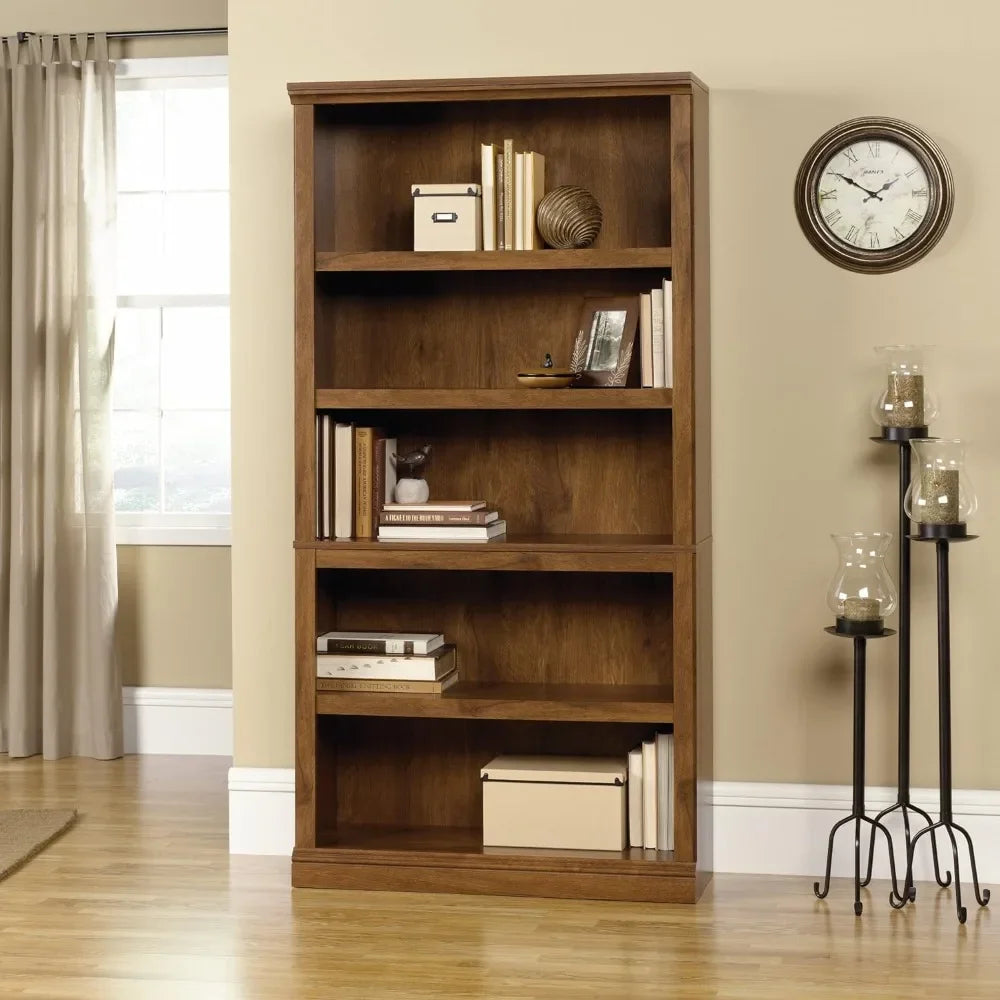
[{"xmin": 794, "ymin": 117, "xmax": 954, "ymax": 274}]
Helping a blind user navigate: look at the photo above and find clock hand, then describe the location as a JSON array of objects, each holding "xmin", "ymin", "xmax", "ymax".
[
  {"xmin": 833, "ymin": 172, "xmax": 883, "ymax": 200},
  {"xmin": 864, "ymin": 176, "xmax": 900, "ymax": 202}
]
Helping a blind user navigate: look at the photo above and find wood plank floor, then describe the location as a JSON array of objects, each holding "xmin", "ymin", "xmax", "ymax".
[{"xmin": 0, "ymin": 755, "xmax": 997, "ymax": 999}]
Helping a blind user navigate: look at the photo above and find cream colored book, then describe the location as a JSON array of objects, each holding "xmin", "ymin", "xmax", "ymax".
[
  {"xmin": 514, "ymin": 152, "xmax": 525, "ymax": 250},
  {"xmin": 663, "ymin": 277, "xmax": 674, "ymax": 389},
  {"xmin": 316, "ymin": 670, "xmax": 458, "ymax": 694},
  {"xmin": 651, "ymin": 286, "xmax": 665, "ymax": 389},
  {"xmin": 655, "ymin": 731, "xmax": 673, "ymax": 851},
  {"xmin": 641, "ymin": 739, "xmax": 657, "ymax": 849},
  {"xmin": 503, "ymin": 139, "xmax": 514, "ymax": 251},
  {"xmin": 481, "ymin": 143, "xmax": 496, "ymax": 251},
  {"xmin": 627, "ymin": 746, "xmax": 644, "ymax": 849},
  {"xmin": 524, "ymin": 152, "xmax": 545, "ymax": 250},
  {"xmin": 639, "ymin": 292, "xmax": 653, "ymax": 388}
]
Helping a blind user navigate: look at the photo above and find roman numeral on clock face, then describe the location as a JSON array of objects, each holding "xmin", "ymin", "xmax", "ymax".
[
  {"xmin": 867, "ymin": 141, "xmax": 880, "ymax": 158},
  {"xmin": 905, "ymin": 166, "xmax": 919, "ymax": 178},
  {"xmin": 869, "ymin": 233, "xmax": 880, "ymax": 249},
  {"xmin": 824, "ymin": 209, "xmax": 842, "ymax": 226},
  {"xmin": 843, "ymin": 147, "xmax": 859, "ymax": 164},
  {"xmin": 912, "ymin": 187, "xmax": 929, "ymax": 198},
  {"xmin": 846, "ymin": 225, "xmax": 860, "ymax": 244},
  {"xmin": 818, "ymin": 188, "xmax": 837, "ymax": 201},
  {"xmin": 904, "ymin": 208, "xmax": 923, "ymax": 225},
  {"xmin": 893, "ymin": 226, "xmax": 905, "ymax": 241}
]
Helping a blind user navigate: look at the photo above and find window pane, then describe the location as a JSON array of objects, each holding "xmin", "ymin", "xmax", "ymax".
[
  {"xmin": 116, "ymin": 89, "xmax": 164, "ymax": 192},
  {"xmin": 117, "ymin": 193, "xmax": 164, "ymax": 294},
  {"xmin": 162, "ymin": 308, "xmax": 230, "ymax": 409},
  {"xmin": 163, "ymin": 411, "xmax": 231, "ymax": 512},
  {"xmin": 113, "ymin": 309, "xmax": 160, "ymax": 410},
  {"xmin": 164, "ymin": 193, "xmax": 229, "ymax": 294},
  {"xmin": 164, "ymin": 86, "xmax": 228, "ymax": 191},
  {"xmin": 113, "ymin": 411, "xmax": 160, "ymax": 512}
]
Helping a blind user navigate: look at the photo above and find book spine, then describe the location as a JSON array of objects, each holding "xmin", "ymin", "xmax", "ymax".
[
  {"xmin": 655, "ymin": 732, "xmax": 671, "ymax": 851},
  {"xmin": 514, "ymin": 151, "xmax": 524, "ymax": 251},
  {"xmin": 481, "ymin": 143, "xmax": 496, "ymax": 251},
  {"xmin": 354, "ymin": 427, "xmax": 373, "ymax": 538},
  {"xmin": 373, "ymin": 435, "xmax": 386, "ymax": 527},
  {"xmin": 318, "ymin": 639, "xmax": 417, "ymax": 654},
  {"xmin": 639, "ymin": 292, "xmax": 653, "ymax": 389},
  {"xmin": 496, "ymin": 153, "xmax": 505, "ymax": 251},
  {"xmin": 663, "ymin": 277, "xmax": 674, "ymax": 390},
  {"xmin": 651, "ymin": 287, "xmax": 665, "ymax": 389},
  {"xmin": 641, "ymin": 739, "xmax": 657, "ymax": 849},
  {"xmin": 334, "ymin": 423, "xmax": 354, "ymax": 538},
  {"xmin": 317, "ymin": 676, "xmax": 454, "ymax": 693},
  {"xmin": 315, "ymin": 413, "xmax": 321, "ymax": 538},
  {"xmin": 503, "ymin": 139, "xmax": 514, "ymax": 251},
  {"xmin": 379, "ymin": 511, "xmax": 496, "ymax": 526},
  {"xmin": 316, "ymin": 648, "xmax": 455, "ymax": 681},
  {"xmin": 627, "ymin": 746, "xmax": 643, "ymax": 849}
]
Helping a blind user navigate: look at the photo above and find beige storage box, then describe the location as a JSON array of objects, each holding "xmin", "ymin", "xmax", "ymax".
[
  {"xmin": 411, "ymin": 183, "xmax": 482, "ymax": 251},
  {"xmin": 480, "ymin": 755, "xmax": 627, "ymax": 851}
]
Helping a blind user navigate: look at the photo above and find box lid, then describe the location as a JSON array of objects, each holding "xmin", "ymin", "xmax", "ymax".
[
  {"xmin": 480, "ymin": 755, "xmax": 626, "ymax": 785},
  {"xmin": 411, "ymin": 183, "xmax": 482, "ymax": 197}
]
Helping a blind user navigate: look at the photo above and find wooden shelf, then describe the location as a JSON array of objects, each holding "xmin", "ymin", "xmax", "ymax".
[
  {"xmin": 316, "ymin": 682, "xmax": 674, "ymax": 723},
  {"xmin": 315, "ymin": 248, "xmax": 671, "ymax": 272},
  {"xmin": 316, "ymin": 388, "xmax": 672, "ymax": 410},
  {"xmin": 304, "ymin": 534, "xmax": 681, "ymax": 572}
]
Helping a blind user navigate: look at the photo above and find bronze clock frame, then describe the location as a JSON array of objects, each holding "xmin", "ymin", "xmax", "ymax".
[{"xmin": 794, "ymin": 117, "xmax": 954, "ymax": 274}]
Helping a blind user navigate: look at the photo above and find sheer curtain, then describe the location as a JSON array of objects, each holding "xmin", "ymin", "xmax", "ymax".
[{"xmin": 0, "ymin": 33, "xmax": 121, "ymax": 758}]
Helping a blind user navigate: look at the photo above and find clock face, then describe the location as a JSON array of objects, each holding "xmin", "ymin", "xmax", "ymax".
[
  {"xmin": 794, "ymin": 118, "xmax": 954, "ymax": 274},
  {"xmin": 815, "ymin": 139, "xmax": 930, "ymax": 251}
]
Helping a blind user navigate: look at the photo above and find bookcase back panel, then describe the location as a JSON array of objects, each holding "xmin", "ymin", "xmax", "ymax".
[
  {"xmin": 317, "ymin": 569, "xmax": 673, "ymax": 688},
  {"xmin": 313, "ymin": 97, "xmax": 671, "ymax": 253},
  {"xmin": 318, "ymin": 715, "xmax": 654, "ymax": 832},
  {"xmin": 315, "ymin": 269, "xmax": 669, "ymax": 390},
  {"xmin": 317, "ymin": 409, "xmax": 672, "ymax": 535}
]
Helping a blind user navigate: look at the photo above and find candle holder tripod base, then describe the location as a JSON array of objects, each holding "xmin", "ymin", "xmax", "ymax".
[
  {"xmin": 814, "ymin": 628, "xmax": 903, "ymax": 915},
  {"xmin": 860, "ymin": 437, "xmax": 951, "ymax": 896},
  {"xmin": 890, "ymin": 536, "xmax": 991, "ymax": 924}
]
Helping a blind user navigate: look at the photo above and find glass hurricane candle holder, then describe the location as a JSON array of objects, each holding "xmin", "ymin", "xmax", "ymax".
[
  {"xmin": 870, "ymin": 345, "xmax": 938, "ymax": 439},
  {"xmin": 827, "ymin": 532, "xmax": 898, "ymax": 635},
  {"xmin": 904, "ymin": 438, "xmax": 977, "ymax": 538}
]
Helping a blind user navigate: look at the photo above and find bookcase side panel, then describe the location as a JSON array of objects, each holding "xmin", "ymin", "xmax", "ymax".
[
  {"xmin": 295, "ymin": 547, "xmax": 318, "ymax": 847},
  {"xmin": 671, "ymin": 551, "xmax": 696, "ymax": 864}
]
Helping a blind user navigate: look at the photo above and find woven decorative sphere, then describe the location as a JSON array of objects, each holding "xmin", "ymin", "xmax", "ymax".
[{"xmin": 536, "ymin": 186, "xmax": 603, "ymax": 249}]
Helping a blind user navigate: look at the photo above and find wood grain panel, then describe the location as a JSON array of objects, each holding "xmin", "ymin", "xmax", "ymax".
[
  {"xmin": 293, "ymin": 105, "xmax": 317, "ymax": 543},
  {"xmin": 316, "ymin": 388, "xmax": 673, "ymax": 410},
  {"xmin": 316, "ymin": 269, "xmax": 670, "ymax": 390},
  {"xmin": 294, "ymin": 547, "xmax": 317, "ymax": 847},
  {"xmin": 317, "ymin": 569, "xmax": 673, "ymax": 688},
  {"xmin": 313, "ymin": 97, "xmax": 671, "ymax": 252},
  {"xmin": 692, "ymin": 85, "xmax": 712, "ymax": 543},
  {"xmin": 315, "ymin": 248, "xmax": 672, "ymax": 271},
  {"xmin": 327, "ymin": 717, "xmax": 657, "ymax": 831},
  {"xmin": 696, "ymin": 538, "xmax": 714, "ymax": 878},
  {"xmin": 291, "ymin": 860, "xmax": 697, "ymax": 902},
  {"xmin": 672, "ymin": 552, "xmax": 696, "ymax": 865}
]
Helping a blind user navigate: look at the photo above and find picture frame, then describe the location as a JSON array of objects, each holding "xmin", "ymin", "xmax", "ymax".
[{"xmin": 569, "ymin": 297, "xmax": 640, "ymax": 387}]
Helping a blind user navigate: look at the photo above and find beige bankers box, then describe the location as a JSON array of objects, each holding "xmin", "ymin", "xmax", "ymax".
[
  {"xmin": 480, "ymin": 755, "xmax": 627, "ymax": 851},
  {"xmin": 411, "ymin": 183, "xmax": 482, "ymax": 251}
]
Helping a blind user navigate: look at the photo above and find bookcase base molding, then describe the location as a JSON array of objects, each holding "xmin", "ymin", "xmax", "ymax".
[{"xmin": 290, "ymin": 72, "xmax": 711, "ymax": 904}]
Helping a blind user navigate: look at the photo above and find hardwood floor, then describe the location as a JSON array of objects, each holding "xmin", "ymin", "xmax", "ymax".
[{"xmin": 0, "ymin": 755, "xmax": 997, "ymax": 999}]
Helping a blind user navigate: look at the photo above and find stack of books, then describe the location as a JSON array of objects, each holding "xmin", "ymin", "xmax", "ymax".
[
  {"xmin": 638, "ymin": 279, "xmax": 674, "ymax": 389},
  {"xmin": 315, "ymin": 420, "xmax": 396, "ymax": 540},
  {"xmin": 627, "ymin": 732, "xmax": 674, "ymax": 851},
  {"xmin": 378, "ymin": 501, "xmax": 506, "ymax": 543},
  {"xmin": 480, "ymin": 141, "xmax": 545, "ymax": 251},
  {"xmin": 316, "ymin": 631, "xmax": 458, "ymax": 694}
]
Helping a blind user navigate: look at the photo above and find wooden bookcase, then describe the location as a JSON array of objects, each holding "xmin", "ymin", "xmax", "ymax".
[{"xmin": 288, "ymin": 73, "xmax": 711, "ymax": 903}]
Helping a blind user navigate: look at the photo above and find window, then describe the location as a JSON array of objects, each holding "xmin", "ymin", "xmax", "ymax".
[{"xmin": 113, "ymin": 58, "xmax": 230, "ymax": 545}]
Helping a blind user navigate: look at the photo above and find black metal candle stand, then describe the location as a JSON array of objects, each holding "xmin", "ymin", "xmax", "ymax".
[
  {"xmin": 860, "ymin": 436, "xmax": 951, "ymax": 894},
  {"xmin": 814, "ymin": 627, "xmax": 904, "ymax": 916},
  {"xmin": 889, "ymin": 533, "xmax": 992, "ymax": 924}
]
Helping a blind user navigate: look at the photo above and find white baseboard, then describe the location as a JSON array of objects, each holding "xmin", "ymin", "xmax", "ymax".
[
  {"xmin": 228, "ymin": 767, "xmax": 295, "ymax": 855},
  {"xmin": 224, "ymin": 772, "xmax": 1000, "ymax": 885},
  {"xmin": 712, "ymin": 781, "xmax": 1000, "ymax": 883},
  {"xmin": 123, "ymin": 686, "xmax": 232, "ymax": 756}
]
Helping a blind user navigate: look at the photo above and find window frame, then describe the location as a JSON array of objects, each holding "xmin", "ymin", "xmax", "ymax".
[{"xmin": 113, "ymin": 57, "xmax": 231, "ymax": 547}]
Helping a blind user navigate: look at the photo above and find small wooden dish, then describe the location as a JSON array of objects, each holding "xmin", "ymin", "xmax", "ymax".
[{"xmin": 516, "ymin": 366, "xmax": 578, "ymax": 389}]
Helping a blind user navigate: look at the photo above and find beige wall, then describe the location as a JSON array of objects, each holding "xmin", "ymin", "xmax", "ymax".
[
  {"xmin": 229, "ymin": 0, "xmax": 1000, "ymax": 784},
  {"xmin": 2, "ymin": 0, "xmax": 232, "ymax": 691},
  {"xmin": 117, "ymin": 546, "xmax": 232, "ymax": 688}
]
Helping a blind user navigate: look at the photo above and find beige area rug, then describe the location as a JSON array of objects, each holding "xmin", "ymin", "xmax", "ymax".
[{"xmin": 0, "ymin": 809, "xmax": 77, "ymax": 881}]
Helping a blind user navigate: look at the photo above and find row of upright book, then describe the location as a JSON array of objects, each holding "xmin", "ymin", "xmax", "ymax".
[
  {"xmin": 316, "ymin": 631, "xmax": 457, "ymax": 693},
  {"xmin": 480, "ymin": 140, "xmax": 545, "ymax": 251},
  {"xmin": 628, "ymin": 732, "xmax": 675, "ymax": 851},
  {"xmin": 639, "ymin": 280, "xmax": 674, "ymax": 389}
]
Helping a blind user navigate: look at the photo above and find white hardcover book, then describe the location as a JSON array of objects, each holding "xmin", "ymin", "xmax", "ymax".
[
  {"xmin": 384, "ymin": 501, "xmax": 486, "ymax": 512},
  {"xmin": 383, "ymin": 436, "xmax": 397, "ymax": 504},
  {"xmin": 321, "ymin": 415, "xmax": 332, "ymax": 539},
  {"xmin": 316, "ymin": 646, "xmax": 455, "ymax": 681},
  {"xmin": 334, "ymin": 422, "xmax": 353, "ymax": 538},
  {"xmin": 639, "ymin": 292, "xmax": 653, "ymax": 388},
  {"xmin": 663, "ymin": 277, "xmax": 674, "ymax": 389},
  {"xmin": 481, "ymin": 143, "xmax": 496, "ymax": 251},
  {"xmin": 522, "ymin": 152, "xmax": 533, "ymax": 251},
  {"xmin": 627, "ymin": 746, "xmax": 644, "ymax": 849},
  {"xmin": 514, "ymin": 152, "xmax": 525, "ymax": 251},
  {"xmin": 651, "ymin": 287, "xmax": 665, "ymax": 389},
  {"xmin": 641, "ymin": 739, "xmax": 657, "ymax": 850},
  {"xmin": 524, "ymin": 151, "xmax": 545, "ymax": 250},
  {"xmin": 378, "ymin": 520, "xmax": 507, "ymax": 542},
  {"xmin": 317, "ymin": 631, "xmax": 445, "ymax": 655},
  {"xmin": 315, "ymin": 413, "xmax": 321, "ymax": 538},
  {"xmin": 655, "ymin": 732, "xmax": 673, "ymax": 851}
]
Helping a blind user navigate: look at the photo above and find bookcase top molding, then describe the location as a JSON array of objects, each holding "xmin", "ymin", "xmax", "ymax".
[{"xmin": 287, "ymin": 71, "xmax": 708, "ymax": 105}]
